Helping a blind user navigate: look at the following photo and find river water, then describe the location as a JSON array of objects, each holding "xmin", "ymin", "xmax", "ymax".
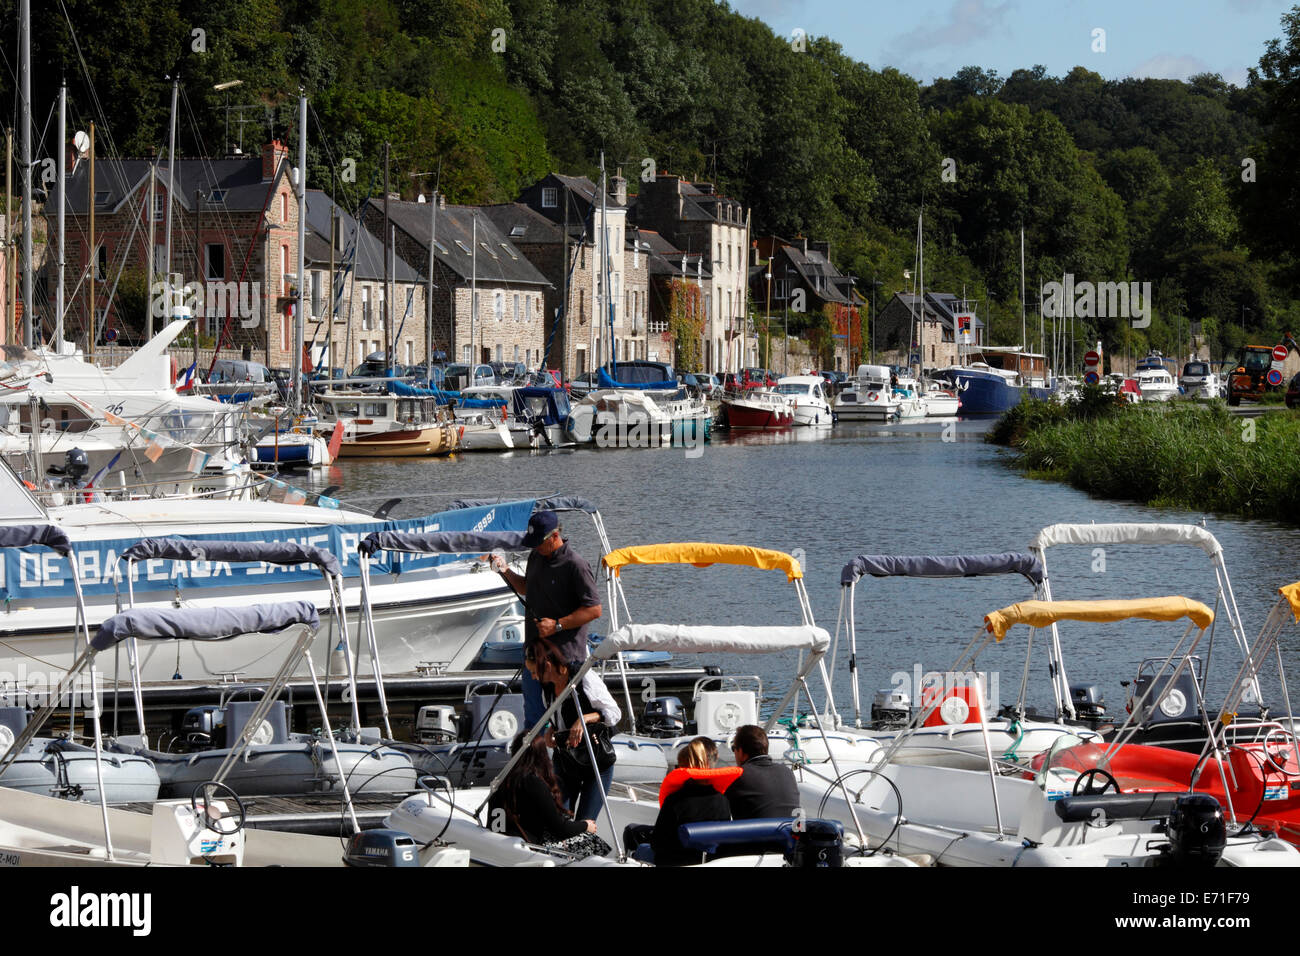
[{"xmin": 299, "ymin": 420, "xmax": 1300, "ymax": 725}]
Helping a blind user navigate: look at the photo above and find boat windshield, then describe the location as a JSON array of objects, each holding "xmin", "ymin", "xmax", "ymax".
[
  {"xmin": 1183, "ymin": 363, "xmax": 1209, "ymax": 377},
  {"xmin": 1034, "ymin": 732, "xmax": 1099, "ymax": 794},
  {"xmin": 773, "ymin": 383, "xmax": 808, "ymax": 395}
]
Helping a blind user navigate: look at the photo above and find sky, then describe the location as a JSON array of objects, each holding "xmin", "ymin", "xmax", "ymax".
[{"xmin": 726, "ymin": 0, "xmax": 1294, "ymax": 87}]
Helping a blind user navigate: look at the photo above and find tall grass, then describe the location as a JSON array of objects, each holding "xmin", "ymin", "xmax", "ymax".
[{"xmin": 989, "ymin": 397, "xmax": 1300, "ymax": 523}]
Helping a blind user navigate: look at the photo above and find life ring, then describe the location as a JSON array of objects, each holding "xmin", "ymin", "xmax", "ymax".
[{"xmin": 867, "ymin": 391, "xmax": 879, "ymax": 401}]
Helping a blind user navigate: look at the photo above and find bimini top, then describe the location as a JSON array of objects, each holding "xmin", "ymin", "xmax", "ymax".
[
  {"xmin": 119, "ymin": 537, "xmax": 341, "ymax": 577},
  {"xmin": 359, "ymin": 529, "xmax": 525, "ymax": 557},
  {"xmin": 602, "ymin": 543, "xmax": 803, "ymax": 581},
  {"xmin": 449, "ymin": 496, "xmax": 599, "ymax": 516},
  {"xmin": 840, "ymin": 553, "xmax": 1044, "ymax": 587},
  {"xmin": 0, "ymin": 524, "xmax": 74, "ymax": 557},
  {"xmin": 591, "ymin": 623, "xmax": 829, "ymax": 659},
  {"xmin": 1281, "ymin": 581, "xmax": 1300, "ymax": 622},
  {"xmin": 92, "ymin": 601, "xmax": 319, "ymax": 650},
  {"xmin": 984, "ymin": 597, "xmax": 1215, "ymax": 642},
  {"xmin": 1029, "ymin": 523, "xmax": 1223, "ymax": 559}
]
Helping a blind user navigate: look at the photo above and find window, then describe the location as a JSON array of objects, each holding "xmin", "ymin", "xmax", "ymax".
[
  {"xmin": 454, "ymin": 240, "xmax": 471, "ymax": 255},
  {"xmin": 513, "ymin": 293, "xmax": 520, "ymax": 322},
  {"xmin": 463, "ymin": 344, "xmax": 471, "ymax": 362},
  {"xmin": 95, "ymin": 244, "xmax": 107, "ymax": 281},
  {"xmin": 152, "ymin": 194, "xmax": 164, "ymax": 223},
  {"xmin": 494, "ymin": 291, "xmax": 504, "ymax": 322},
  {"xmin": 481, "ymin": 242, "xmax": 496, "ymax": 259},
  {"xmin": 312, "ymin": 270, "xmax": 324, "ymax": 317},
  {"xmin": 717, "ymin": 242, "xmax": 722, "ymax": 267},
  {"xmin": 525, "ymin": 296, "xmax": 532, "ymax": 323},
  {"xmin": 542, "ymin": 187, "xmax": 557, "ymax": 208},
  {"xmin": 205, "ymin": 243, "xmax": 225, "ymax": 281},
  {"xmin": 207, "ymin": 189, "xmax": 226, "ymax": 204},
  {"xmin": 501, "ymin": 242, "xmax": 516, "ymax": 260},
  {"xmin": 362, "ymin": 287, "xmax": 372, "ymax": 330},
  {"xmin": 495, "ymin": 344, "xmax": 503, "ymax": 362},
  {"xmin": 405, "ymin": 341, "xmax": 413, "ymax": 365},
  {"xmin": 514, "ymin": 345, "xmax": 520, "ymax": 362},
  {"xmin": 377, "ymin": 287, "xmax": 385, "ymax": 327},
  {"xmin": 153, "ymin": 245, "xmax": 167, "ymax": 275},
  {"xmin": 94, "ymin": 189, "xmax": 110, "ymax": 206},
  {"xmin": 281, "ymin": 245, "xmax": 290, "ymax": 295},
  {"xmin": 281, "ymin": 192, "xmax": 289, "ymax": 223}
]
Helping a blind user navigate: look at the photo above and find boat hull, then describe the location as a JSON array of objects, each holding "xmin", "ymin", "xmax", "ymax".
[
  {"xmin": 721, "ymin": 400, "xmax": 792, "ymax": 430},
  {"xmin": 339, "ymin": 425, "xmax": 457, "ymax": 457}
]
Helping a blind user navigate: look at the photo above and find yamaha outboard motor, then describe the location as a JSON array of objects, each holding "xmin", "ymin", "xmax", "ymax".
[
  {"xmin": 1163, "ymin": 794, "xmax": 1226, "ymax": 868},
  {"xmin": 1069, "ymin": 682, "xmax": 1107, "ymax": 723},
  {"xmin": 786, "ymin": 819, "xmax": 844, "ymax": 868},
  {"xmin": 870, "ymin": 688, "xmax": 910, "ymax": 729},
  {"xmin": 182, "ymin": 705, "xmax": 222, "ymax": 749},
  {"xmin": 642, "ymin": 697, "xmax": 685, "ymax": 738},
  {"xmin": 343, "ymin": 829, "xmax": 420, "ymax": 867}
]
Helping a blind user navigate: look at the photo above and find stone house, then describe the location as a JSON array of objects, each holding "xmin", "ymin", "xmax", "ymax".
[
  {"xmin": 630, "ymin": 175, "xmax": 751, "ymax": 373},
  {"xmin": 874, "ymin": 291, "xmax": 984, "ymax": 369},
  {"xmin": 58, "ymin": 141, "xmax": 300, "ymax": 364},
  {"xmin": 749, "ymin": 236, "xmax": 863, "ymax": 372}
]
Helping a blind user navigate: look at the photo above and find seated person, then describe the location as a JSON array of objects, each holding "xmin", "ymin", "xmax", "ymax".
[
  {"xmin": 649, "ymin": 737, "xmax": 741, "ymax": 866},
  {"xmin": 487, "ymin": 732, "xmax": 597, "ymax": 844},
  {"xmin": 726, "ymin": 724, "xmax": 801, "ymax": 820}
]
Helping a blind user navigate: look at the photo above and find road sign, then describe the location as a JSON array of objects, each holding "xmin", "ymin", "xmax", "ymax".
[
  {"xmin": 1083, "ymin": 350, "xmax": 1100, "ymax": 367},
  {"xmin": 1084, "ymin": 371, "xmax": 1100, "ymax": 385},
  {"xmin": 1268, "ymin": 369, "xmax": 1284, "ymax": 386},
  {"xmin": 104, "ymin": 328, "xmax": 117, "ymax": 342},
  {"xmin": 1274, "ymin": 344, "xmax": 1289, "ymax": 362}
]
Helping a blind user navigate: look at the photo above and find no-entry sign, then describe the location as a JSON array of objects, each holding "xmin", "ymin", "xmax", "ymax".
[
  {"xmin": 1274, "ymin": 344, "xmax": 1289, "ymax": 362},
  {"xmin": 1084, "ymin": 350, "xmax": 1100, "ymax": 367}
]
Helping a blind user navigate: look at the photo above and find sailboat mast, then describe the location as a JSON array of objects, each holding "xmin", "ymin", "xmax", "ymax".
[
  {"xmin": 470, "ymin": 212, "xmax": 477, "ymax": 365},
  {"xmin": 164, "ymin": 78, "xmax": 178, "ymax": 311},
  {"xmin": 20, "ymin": 0, "xmax": 31, "ymax": 347},
  {"xmin": 601, "ymin": 151, "xmax": 614, "ymax": 374},
  {"xmin": 291, "ymin": 92, "xmax": 306, "ymax": 414},
  {"xmin": 1020, "ymin": 226, "xmax": 1026, "ymax": 353},
  {"xmin": 426, "ymin": 187, "xmax": 436, "ymax": 371},
  {"xmin": 55, "ymin": 83, "xmax": 66, "ymax": 348}
]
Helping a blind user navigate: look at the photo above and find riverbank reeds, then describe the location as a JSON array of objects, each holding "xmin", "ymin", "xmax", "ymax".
[{"xmin": 988, "ymin": 393, "xmax": 1300, "ymax": 523}]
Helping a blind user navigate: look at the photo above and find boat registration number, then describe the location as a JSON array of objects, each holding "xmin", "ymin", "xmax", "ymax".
[{"xmin": 1264, "ymin": 784, "xmax": 1290, "ymax": 801}]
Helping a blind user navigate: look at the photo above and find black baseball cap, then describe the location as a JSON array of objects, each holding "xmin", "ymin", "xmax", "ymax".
[{"xmin": 522, "ymin": 510, "xmax": 559, "ymax": 548}]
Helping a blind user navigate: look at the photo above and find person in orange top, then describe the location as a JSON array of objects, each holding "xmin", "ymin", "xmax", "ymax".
[{"xmin": 647, "ymin": 737, "xmax": 742, "ymax": 866}]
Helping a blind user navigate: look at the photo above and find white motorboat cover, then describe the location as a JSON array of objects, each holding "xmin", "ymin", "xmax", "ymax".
[
  {"xmin": 591, "ymin": 624, "xmax": 830, "ymax": 659},
  {"xmin": 118, "ymin": 537, "xmax": 341, "ymax": 576},
  {"xmin": 0, "ymin": 524, "xmax": 74, "ymax": 555},
  {"xmin": 840, "ymin": 552, "xmax": 1044, "ymax": 587},
  {"xmin": 358, "ymin": 529, "xmax": 526, "ymax": 556},
  {"xmin": 92, "ymin": 601, "xmax": 319, "ymax": 650},
  {"xmin": 1029, "ymin": 523, "xmax": 1222, "ymax": 558}
]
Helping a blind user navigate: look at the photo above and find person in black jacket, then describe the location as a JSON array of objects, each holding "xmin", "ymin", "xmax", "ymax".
[
  {"xmin": 725, "ymin": 725, "xmax": 801, "ymax": 819},
  {"xmin": 488, "ymin": 732, "xmax": 596, "ymax": 844},
  {"xmin": 650, "ymin": 737, "xmax": 741, "ymax": 866}
]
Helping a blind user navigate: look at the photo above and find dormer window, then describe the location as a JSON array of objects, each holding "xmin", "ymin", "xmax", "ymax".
[{"xmin": 542, "ymin": 187, "xmax": 557, "ymax": 208}]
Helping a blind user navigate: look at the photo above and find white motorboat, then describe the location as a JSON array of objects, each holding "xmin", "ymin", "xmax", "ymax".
[
  {"xmin": 807, "ymin": 597, "xmax": 1300, "ymax": 866},
  {"xmin": 0, "ymin": 464, "xmax": 536, "ymax": 681},
  {"xmin": 1180, "ymin": 360, "xmax": 1222, "ymax": 399},
  {"xmin": 890, "ymin": 375, "xmax": 928, "ymax": 420},
  {"xmin": 1136, "ymin": 367, "xmax": 1179, "ymax": 402},
  {"xmin": 565, "ymin": 389, "xmax": 709, "ymax": 448},
  {"xmin": 921, "ymin": 381, "xmax": 960, "ymax": 416},
  {"xmin": 773, "ymin": 376, "xmax": 833, "ymax": 426},
  {"xmin": 825, "ymin": 552, "xmax": 1101, "ymax": 770},
  {"xmin": 833, "ymin": 365, "xmax": 899, "ymax": 422},
  {"xmin": 316, "ymin": 389, "xmax": 458, "ymax": 456}
]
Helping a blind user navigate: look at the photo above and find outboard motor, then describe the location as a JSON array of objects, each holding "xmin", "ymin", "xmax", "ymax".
[
  {"xmin": 182, "ymin": 705, "xmax": 222, "ymax": 749},
  {"xmin": 343, "ymin": 828, "xmax": 420, "ymax": 867},
  {"xmin": 1069, "ymin": 682, "xmax": 1107, "ymax": 722},
  {"xmin": 1162, "ymin": 794, "xmax": 1226, "ymax": 868},
  {"xmin": 415, "ymin": 705, "xmax": 459, "ymax": 744},
  {"xmin": 870, "ymin": 688, "xmax": 910, "ymax": 729},
  {"xmin": 786, "ymin": 819, "xmax": 844, "ymax": 868},
  {"xmin": 642, "ymin": 697, "xmax": 685, "ymax": 738}
]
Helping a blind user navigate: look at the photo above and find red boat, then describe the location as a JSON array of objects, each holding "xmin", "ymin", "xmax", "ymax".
[{"xmin": 720, "ymin": 391, "xmax": 794, "ymax": 429}]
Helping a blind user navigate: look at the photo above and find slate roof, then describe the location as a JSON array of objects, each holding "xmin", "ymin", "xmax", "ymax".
[
  {"xmin": 477, "ymin": 202, "xmax": 565, "ymax": 245},
  {"xmin": 62, "ymin": 155, "xmax": 287, "ymax": 216},
  {"xmin": 304, "ymin": 191, "xmax": 419, "ymax": 283},
  {"xmin": 383, "ymin": 199, "xmax": 550, "ymax": 288}
]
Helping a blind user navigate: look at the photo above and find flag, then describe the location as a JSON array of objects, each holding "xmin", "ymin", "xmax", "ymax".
[
  {"xmin": 187, "ymin": 449, "xmax": 210, "ymax": 473},
  {"xmin": 144, "ymin": 441, "xmax": 165, "ymax": 463},
  {"xmin": 85, "ymin": 450, "xmax": 122, "ymax": 489},
  {"xmin": 178, "ymin": 362, "xmax": 197, "ymax": 390},
  {"xmin": 284, "ymin": 486, "xmax": 307, "ymax": 505}
]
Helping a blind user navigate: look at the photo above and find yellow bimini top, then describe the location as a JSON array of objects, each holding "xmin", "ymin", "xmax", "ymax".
[
  {"xmin": 983, "ymin": 597, "xmax": 1215, "ymax": 642},
  {"xmin": 1281, "ymin": 581, "xmax": 1300, "ymax": 622},
  {"xmin": 602, "ymin": 543, "xmax": 803, "ymax": 581}
]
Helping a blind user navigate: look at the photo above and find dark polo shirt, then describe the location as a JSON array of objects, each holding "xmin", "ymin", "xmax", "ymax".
[{"xmin": 523, "ymin": 540, "xmax": 601, "ymax": 662}]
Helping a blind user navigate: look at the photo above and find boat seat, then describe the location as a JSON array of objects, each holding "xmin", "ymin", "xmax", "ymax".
[
  {"xmin": 678, "ymin": 818, "xmax": 796, "ymax": 855},
  {"xmin": 1054, "ymin": 792, "xmax": 1179, "ymax": 823}
]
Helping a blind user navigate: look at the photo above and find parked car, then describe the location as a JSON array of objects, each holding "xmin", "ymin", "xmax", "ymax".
[
  {"xmin": 677, "ymin": 372, "xmax": 705, "ymax": 398},
  {"xmin": 569, "ymin": 371, "xmax": 598, "ymax": 397},
  {"xmin": 406, "ymin": 362, "xmax": 447, "ymax": 388},
  {"xmin": 490, "ymin": 361, "xmax": 527, "ymax": 384},
  {"xmin": 1288, "ymin": 371, "xmax": 1300, "ymax": 409},
  {"xmin": 443, "ymin": 363, "xmax": 496, "ymax": 391},
  {"xmin": 694, "ymin": 373, "xmax": 722, "ymax": 399}
]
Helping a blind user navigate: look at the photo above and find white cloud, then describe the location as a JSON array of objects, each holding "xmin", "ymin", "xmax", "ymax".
[
  {"xmin": 889, "ymin": 0, "xmax": 1017, "ymax": 55},
  {"xmin": 1129, "ymin": 53, "xmax": 1213, "ymax": 80}
]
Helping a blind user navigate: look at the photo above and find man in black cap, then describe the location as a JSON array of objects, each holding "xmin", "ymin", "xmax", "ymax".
[{"xmin": 491, "ymin": 510, "xmax": 603, "ymax": 726}]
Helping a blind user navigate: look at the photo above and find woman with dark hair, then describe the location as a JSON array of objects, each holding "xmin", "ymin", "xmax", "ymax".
[
  {"xmin": 487, "ymin": 732, "xmax": 595, "ymax": 844},
  {"xmin": 527, "ymin": 640, "xmax": 621, "ymax": 822}
]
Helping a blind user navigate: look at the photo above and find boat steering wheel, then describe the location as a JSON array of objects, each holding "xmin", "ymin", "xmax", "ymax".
[
  {"xmin": 1263, "ymin": 728, "xmax": 1300, "ymax": 777},
  {"xmin": 1073, "ymin": 768, "xmax": 1121, "ymax": 796},
  {"xmin": 191, "ymin": 781, "xmax": 247, "ymax": 835}
]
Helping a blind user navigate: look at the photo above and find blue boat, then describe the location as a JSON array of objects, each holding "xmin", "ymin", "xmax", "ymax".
[{"xmin": 935, "ymin": 348, "xmax": 1054, "ymax": 415}]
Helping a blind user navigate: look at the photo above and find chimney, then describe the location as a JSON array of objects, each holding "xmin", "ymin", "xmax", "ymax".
[
  {"xmin": 610, "ymin": 173, "xmax": 627, "ymax": 207},
  {"xmin": 261, "ymin": 140, "xmax": 288, "ymax": 181},
  {"xmin": 801, "ymin": 236, "xmax": 808, "ymax": 255}
]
